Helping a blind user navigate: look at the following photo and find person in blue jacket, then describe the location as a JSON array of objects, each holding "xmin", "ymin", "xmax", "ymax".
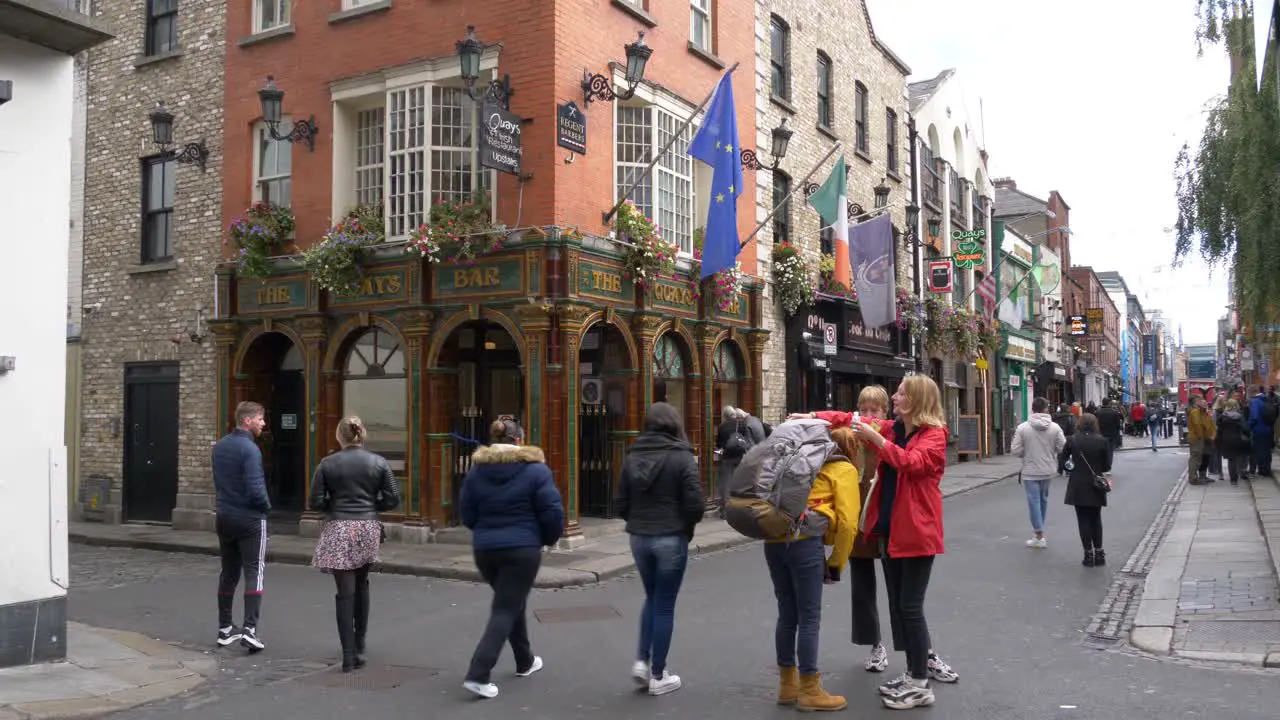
[
  {"xmin": 1249, "ymin": 388, "xmax": 1277, "ymax": 478},
  {"xmin": 460, "ymin": 416, "xmax": 565, "ymax": 699}
]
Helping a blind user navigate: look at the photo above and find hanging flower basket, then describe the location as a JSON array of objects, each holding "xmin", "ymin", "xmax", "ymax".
[
  {"xmin": 817, "ymin": 253, "xmax": 857, "ymax": 302},
  {"xmin": 304, "ymin": 205, "xmax": 385, "ymax": 297},
  {"xmin": 687, "ymin": 227, "xmax": 747, "ymax": 311},
  {"xmin": 771, "ymin": 241, "xmax": 814, "ymax": 316},
  {"xmin": 896, "ymin": 287, "xmax": 926, "ymax": 339},
  {"xmin": 406, "ymin": 192, "xmax": 507, "ymax": 265},
  {"xmin": 615, "ymin": 200, "xmax": 676, "ymax": 290},
  {"xmin": 226, "ymin": 202, "xmax": 295, "ymax": 280}
]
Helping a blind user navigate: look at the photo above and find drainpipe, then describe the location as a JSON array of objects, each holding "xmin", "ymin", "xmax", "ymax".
[{"xmin": 907, "ymin": 114, "xmax": 923, "ymax": 373}]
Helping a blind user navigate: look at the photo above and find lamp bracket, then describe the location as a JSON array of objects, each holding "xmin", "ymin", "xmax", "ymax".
[
  {"xmin": 582, "ymin": 69, "xmax": 637, "ymax": 105},
  {"xmin": 268, "ymin": 116, "xmax": 319, "ymax": 152},
  {"xmin": 466, "ymin": 74, "xmax": 514, "ymax": 109},
  {"xmin": 740, "ymin": 148, "xmax": 779, "ymax": 172},
  {"xmin": 167, "ymin": 139, "xmax": 208, "ymax": 173}
]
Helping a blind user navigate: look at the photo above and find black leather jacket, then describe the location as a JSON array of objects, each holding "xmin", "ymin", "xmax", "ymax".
[{"xmin": 308, "ymin": 446, "xmax": 401, "ymax": 520}]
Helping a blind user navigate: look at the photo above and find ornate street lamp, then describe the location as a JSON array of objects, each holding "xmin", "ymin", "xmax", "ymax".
[
  {"xmin": 457, "ymin": 25, "xmax": 513, "ymax": 109},
  {"xmin": 257, "ymin": 76, "xmax": 319, "ymax": 152},
  {"xmin": 873, "ymin": 177, "xmax": 891, "ymax": 208},
  {"xmin": 741, "ymin": 118, "xmax": 793, "ymax": 171},
  {"xmin": 905, "ymin": 202, "xmax": 921, "ymax": 232},
  {"xmin": 148, "ymin": 100, "xmax": 209, "ymax": 172},
  {"xmin": 926, "ymin": 214, "xmax": 942, "ymax": 239},
  {"xmin": 582, "ymin": 31, "xmax": 653, "ymax": 105}
]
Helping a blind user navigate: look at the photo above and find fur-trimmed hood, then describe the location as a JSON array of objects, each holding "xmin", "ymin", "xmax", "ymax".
[{"xmin": 471, "ymin": 443, "xmax": 546, "ymax": 466}]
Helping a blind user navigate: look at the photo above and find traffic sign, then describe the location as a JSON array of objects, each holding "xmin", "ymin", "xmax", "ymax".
[{"xmin": 823, "ymin": 322, "xmax": 837, "ymax": 356}]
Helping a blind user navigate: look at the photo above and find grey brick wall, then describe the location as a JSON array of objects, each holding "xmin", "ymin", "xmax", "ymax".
[
  {"xmin": 79, "ymin": 0, "xmax": 225, "ymax": 529},
  {"xmin": 752, "ymin": 0, "xmax": 911, "ymax": 421}
]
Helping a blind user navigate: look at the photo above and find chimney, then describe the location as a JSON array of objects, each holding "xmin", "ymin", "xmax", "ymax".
[{"xmin": 993, "ymin": 177, "xmax": 1016, "ymax": 190}]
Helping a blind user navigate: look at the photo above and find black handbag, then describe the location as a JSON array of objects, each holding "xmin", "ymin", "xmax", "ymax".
[{"xmin": 1077, "ymin": 450, "xmax": 1112, "ymax": 493}]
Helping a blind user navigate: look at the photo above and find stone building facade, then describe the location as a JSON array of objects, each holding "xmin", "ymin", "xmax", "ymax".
[
  {"xmin": 78, "ymin": 0, "xmax": 226, "ymax": 529},
  {"xmin": 752, "ymin": 0, "xmax": 913, "ymax": 419}
]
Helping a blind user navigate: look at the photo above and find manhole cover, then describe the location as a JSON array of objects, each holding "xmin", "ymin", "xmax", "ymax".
[
  {"xmin": 294, "ymin": 664, "xmax": 438, "ymax": 690},
  {"xmin": 534, "ymin": 604, "xmax": 621, "ymax": 623},
  {"xmin": 1183, "ymin": 620, "xmax": 1280, "ymax": 644}
]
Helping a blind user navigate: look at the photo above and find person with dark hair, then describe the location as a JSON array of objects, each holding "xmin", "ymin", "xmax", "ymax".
[
  {"xmin": 308, "ymin": 416, "xmax": 401, "ymax": 672},
  {"xmin": 212, "ymin": 400, "xmax": 271, "ymax": 653},
  {"xmin": 616, "ymin": 402, "xmax": 705, "ymax": 696},
  {"xmin": 1012, "ymin": 397, "xmax": 1066, "ymax": 549},
  {"xmin": 459, "ymin": 417, "xmax": 565, "ymax": 699},
  {"xmin": 1061, "ymin": 412, "xmax": 1113, "ymax": 566}
]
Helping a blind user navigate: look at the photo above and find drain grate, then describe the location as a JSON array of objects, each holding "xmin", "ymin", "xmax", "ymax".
[
  {"xmin": 534, "ymin": 604, "xmax": 621, "ymax": 623},
  {"xmin": 294, "ymin": 664, "xmax": 439, "ymax": 690}
]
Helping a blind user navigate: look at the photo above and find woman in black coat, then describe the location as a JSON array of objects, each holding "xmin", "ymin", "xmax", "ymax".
[
  {"xmin": 1215, "ymin": 399, "xmax": 1252, "ymax": 485},
  {"xmin": 1060, "ymin": 412, "xmax": 1113, "ymax": 567}
]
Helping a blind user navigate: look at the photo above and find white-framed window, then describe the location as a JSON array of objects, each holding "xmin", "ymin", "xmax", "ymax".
[
  {"xmin": 690, "ymin": 0, "xmax": 711, "ymax": 52},
  {"xmin": 343, "ymin": 0, "xmax": 381, "ymax": 8},
  {"xmin": 615, "ymin": 104, "xmax": 696, "ymax": 255},
  {"xmin": 253, "ymin": 0, "xmax": 290, "ymax": 33},
  {"xmin": 254, "ymin": 123, "xmax": 292, "ymax": 207},
  {"xmin": 355, "ymin": 108, "xmax": 385, "ymax": 208}
]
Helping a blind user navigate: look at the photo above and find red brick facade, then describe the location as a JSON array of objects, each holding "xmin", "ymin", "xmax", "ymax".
[{"xmin": 1067, "ymin": 266, "xmax": 1120, "ymax": 375}]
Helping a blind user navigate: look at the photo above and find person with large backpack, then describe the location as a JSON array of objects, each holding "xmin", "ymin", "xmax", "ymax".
[
  {"xmin": 715, "ymin": 406, "xmax": 764, "ymax": 517},
  {"xmin": 723, "ymin": 417, "xmax": 860, "ymax": 711}
]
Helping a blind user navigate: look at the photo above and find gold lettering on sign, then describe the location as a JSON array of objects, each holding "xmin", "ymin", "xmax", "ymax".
[
  {"xmin": 255, "ymin": 286, "xmax": 291, "ymax": 306},
  {"xmin": 655, "ymin": 284, "xmax": 695, "ymax": 307},
  {"xmin": 590, "ymin": 270, "xmax": 622, "ymax": 294},
  {"xmin": 723, "ymin": 296, "xmax": 741, "ymax": 315},
  {"xmin": 453, "ymin": 267, "xmax": 502, "ymax": 289},
  {"xmin": 355, "ymin": 274, "xmax": 403, "ymax": 297}
]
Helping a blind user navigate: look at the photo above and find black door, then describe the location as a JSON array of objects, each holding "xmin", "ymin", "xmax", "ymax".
[
  {"xmin": 123, "ymin": 363, "xmax": 180, "ymax": 523},
  {"xmin": 270, "ymin": 369, "xmax": 306, "ymax": 517}
]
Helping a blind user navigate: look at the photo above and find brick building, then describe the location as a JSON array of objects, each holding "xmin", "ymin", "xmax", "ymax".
[
  {"xmin": 77, "ymin": 0, "xmax": 226, "ymax": 528},
  {"xmin": 1066, "ymin": 265, "xmax": 1120, "ymax": 405},
  {"xmin": 209, "ymin": 0, "xmax": 765, "ymax": 541},
  {"xmin": 753, "ymin": 0, "xmax": 914, "ymax": 418}
]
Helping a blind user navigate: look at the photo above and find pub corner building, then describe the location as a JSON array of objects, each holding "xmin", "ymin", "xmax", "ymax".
[{"xmin": 190, "ymin": 4, "xmax": 766, "ymax": 542}]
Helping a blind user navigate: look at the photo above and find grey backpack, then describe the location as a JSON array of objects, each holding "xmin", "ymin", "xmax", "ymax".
[{"xmin": 724, "ymin": 419, "xmax": 839, "ymax": 540}]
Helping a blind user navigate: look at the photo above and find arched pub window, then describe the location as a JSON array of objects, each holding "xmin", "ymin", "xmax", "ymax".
[
  {"xmin": 712, "ymin": 341, "xmax": 743, "ymax": 412},
  {"xmin": 342, "ymin": 327, "xmax": 407, "ymax": 481},
  {"xmin": 652, "ymin": 333, "xmax": 686, "ymax": 417}
]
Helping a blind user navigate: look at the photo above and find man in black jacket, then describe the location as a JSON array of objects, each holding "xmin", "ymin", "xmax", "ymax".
[
  {"xmin": 212, "ymin": 401, "xmax": 271, "ymax": 652},
  {"xmin": 1095, "ymin": 399, "xmax": 1124, "ymax": 450}
]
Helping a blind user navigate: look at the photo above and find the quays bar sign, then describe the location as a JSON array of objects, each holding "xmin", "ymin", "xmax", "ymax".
[
  {"xmin": 433, "ymin": 258, "xmax": 525, "ymax": 300},
  {"xmin": 575, "ymin": 259, "xmax": 636, "ymax": 304},
  {"xmin": 329, "ymin": 268, "xmax": 412, "ymax": 306},
  {"xmin": 649, "ymin": 279, "xmax": 699, "ymax": 317},
  {"xmin": 238, "ymin": 277, "xmax": 309, "ymax": 314}
]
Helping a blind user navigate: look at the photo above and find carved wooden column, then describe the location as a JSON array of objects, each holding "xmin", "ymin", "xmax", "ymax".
[
  {"xmin": 399, "ymin": 310, "xmax": 433, "ymax": 541},
  {"xmin": 555, "ymin": 302, "xmax": 592, "ymax": 545},
  {"xmin": 747, "ymin": 330, "xmax": 770, "ymax": 418},
  {"xmin": 295, "ymin": 314, "xmax": 328, "ymax": 536},
  {"xmin": 633, "ymin": 313, "xmax": 663, "ymax": 408},
  {"xmin": 513, "ymin": 304, "xmax": 552, "ymax": 448},
  {"xmin": 699, "ymin": 324, "xmax": 718, "ymax": 496}
]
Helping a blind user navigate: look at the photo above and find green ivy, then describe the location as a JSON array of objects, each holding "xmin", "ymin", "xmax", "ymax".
[{"xmin": 1176, "ymin": 3, "xmax": 1280, "ymax": 336}]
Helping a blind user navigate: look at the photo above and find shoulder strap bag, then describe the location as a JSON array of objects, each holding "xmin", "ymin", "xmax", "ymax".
[{"xmin": 1076, "ymin": 445, "xmax": 1112, "ymax": 493}]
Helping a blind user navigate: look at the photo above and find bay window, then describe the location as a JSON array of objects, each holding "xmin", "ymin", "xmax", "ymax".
[{"xmin": 614, "ymin": 103, "xmax": 698, "ymax": 255}]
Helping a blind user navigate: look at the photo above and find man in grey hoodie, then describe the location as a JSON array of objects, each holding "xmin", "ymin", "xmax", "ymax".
[{"xmin": 1011, "ymin": 397, "xmax": 1067, "ymax": 549}]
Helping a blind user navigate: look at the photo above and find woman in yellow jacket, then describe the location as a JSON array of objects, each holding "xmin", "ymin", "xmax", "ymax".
[{"xmin": 771, "ymin": 426, "xmax": 861, "ymax": 712}]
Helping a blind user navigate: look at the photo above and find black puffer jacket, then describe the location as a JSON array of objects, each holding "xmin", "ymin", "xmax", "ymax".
[
  {"xmin": 1061, "ymin": 431, "xmax": 1112, "ymax": 508},
  {"xmin": 1216, "ymin": 410, "xmax": 1252, "ymax": 457},
  {"xmin": 308, "ymin": 446, "xmax": 401, "ymax": 520},
  {"xmin": 616, "ymin": 431, "xmax": 705, "ymax": 538}
]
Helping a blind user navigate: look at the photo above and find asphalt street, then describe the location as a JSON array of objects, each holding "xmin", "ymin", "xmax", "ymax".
[{"xmin": 69, "ymin": 446, "xmax": 1280, "ymax": 719}]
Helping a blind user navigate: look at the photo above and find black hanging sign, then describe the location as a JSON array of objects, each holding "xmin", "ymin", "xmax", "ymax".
[
  {"xmin": 557, "ymin": 101, "xmax": 587, "ymax": 155},
  {"xmin": 480, "ymin": 101, "xmax": 523, "ymax": 176},
  {"xmin": 928, "ymin": 261, "xmax": 952, "ymax": 293}
]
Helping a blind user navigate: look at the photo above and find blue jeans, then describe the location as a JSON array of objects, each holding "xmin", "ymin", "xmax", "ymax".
[
  {"xmin": 1150, "ymin": 423, "xmax": 1159, "ymax": 449},
  {"xmin": 1254, "ymin": 431, "xmax": 1274, "ymax": 476},
  {"xmin": 763, "ymin": 536, "xmax": 825, "ymax": 675},
  {"xmin": 630, "ymin": 534, "xmax": 689, "ymax": 677},
  {"xmin": 1023, "ymin": 476, "xmax": 1051, "ymax": 533}
]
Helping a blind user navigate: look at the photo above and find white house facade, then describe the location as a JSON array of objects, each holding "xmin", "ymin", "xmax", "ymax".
[{"xmin": 0, "ymin": 0, "xmax": 112, "ymax": 669}]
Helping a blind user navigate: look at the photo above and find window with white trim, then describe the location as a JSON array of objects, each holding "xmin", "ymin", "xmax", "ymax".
[
  {"xmin": 355, "ymin": 107, "xmax": 385, "ymax": 207},
  {"xmin": 254, "ymin": 124, "xmax": 291, "ymax": 207},
  {"xmin": 254, "ymin": 0, "xmax": 289, "ymax": 33},
  {"xmin": 615, "ymin": 104, "xmax": 696, "ymax": 255},
  {"xmin": 343, "ymin": 0, "xmax": 381, "ymax": 8},
  {"xmin": 690, "ymin": 0, "xmax": 711, "ymax": 52}
]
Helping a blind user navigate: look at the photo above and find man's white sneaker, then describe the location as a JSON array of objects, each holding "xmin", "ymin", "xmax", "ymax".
[
  {"xmin": 1025, "ymin": 537, "xmax": 1047, "ymax": 549},
  {"xmin": 463, "ymin": 680, "xmax": 499, "ymax": 698},
  {"xmin": 648, "ymin": 670, "xmax": 682, "ymax": 696},
  {"xmin": 515, "ymin": 656, "xmax": 543, "ymax": 677},
  {"xmin": 864, "ymin": 643, "xmax": 889, "ymax": 672},
  {"xmin": 631, "ymin": 660, "xmax": 651, "ymax": 686},
  {"xmin": 216, "ymin": 626, "xmax": 241, "ymax": 647},
  {"xmin": 239, "ymin": 627, "xmax": 265, "ymax": 653}
]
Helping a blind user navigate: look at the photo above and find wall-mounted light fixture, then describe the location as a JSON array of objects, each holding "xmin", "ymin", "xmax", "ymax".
[
  {"xmin": 258, "ymin": 76, "xmax": 319, "ymax": 152},
  {"xmin": 740, "ymin": 118, "xmax": 793, "ymax": 171},
  {"xmin": 148, "ymin": 101, "xmax": 209, "ymax": 172},
  {"xmin": 873, "ymin": 177, "xmax": 891, "ymax": 209},
  {"xmin": 582, "ymin": 31, "xmax": 653, "ymax": 105},
  {"xmin": 0, "ymin": 80, "xmax": 11, "ymax": 107},
  {"xmin": 456, "ymin": 25, "xmax": 514, "ymax": 109}
]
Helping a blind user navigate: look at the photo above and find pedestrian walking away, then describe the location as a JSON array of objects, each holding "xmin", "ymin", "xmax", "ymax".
[
  {"xmin": 1011, "ymin": 397, "xmax": 1066, "ymax": 549},
  {"xmin": 1061, "ymin": 413, "xmax": 1113, "ymax": 567},
  {"xmin": 308, "ymin": 416, "xmax": 401, "ymax": 672},
  {"xmin": 616, "ymin": 402, "xmax": 705, "ymax": 697},
  {"xmin": 1215, "ymin": 399, "xmax": 1251, "ymax": 486},
  {"xmin": 459, "ymin": 417, "xmax": 564, "ymax": 699},
  {"xmin": 1186, "ymin": 395, "xmax": 1216, "ymax": 485},
  {"xmin": 212, "ymin": 400, "xmax": 271, "ymax": 653}
]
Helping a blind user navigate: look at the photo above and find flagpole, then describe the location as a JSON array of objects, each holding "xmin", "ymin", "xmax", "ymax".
[
  {"xmin": 739, "ymin": 141, "xmax": 844, "ymax": 248},
  {"xmin": 602, "ymin": 61, "xmax": 741, "ymax": 225}
]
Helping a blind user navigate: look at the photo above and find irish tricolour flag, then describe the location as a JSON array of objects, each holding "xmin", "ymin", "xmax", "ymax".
[{"xmin": 807, "ymin": 156, "xmax": 851, "ymax": 290}]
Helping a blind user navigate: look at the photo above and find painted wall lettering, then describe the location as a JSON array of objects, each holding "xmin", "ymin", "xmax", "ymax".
[
  {"xmin": 357, "ymin": 274, "xmax": 402, "ymax": 297},
  {"xmin": 654, "ymin": 283, "xmax": 696, "ymax": 307},
  {"xmin": 256, "ymin": 286, "xmax": 291, "ymax": 305},
  {"xmin": 591, "ymin": 270, "xmax": 621, "ymax": 293},
  {"xmin": 454, "ymin": 266, "xmax": 502, "ymax": 289}
]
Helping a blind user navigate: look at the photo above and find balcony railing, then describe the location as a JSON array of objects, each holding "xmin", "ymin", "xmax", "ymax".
[
  {"xmin": 923, "ymin": 163, "xmax": 941, "ymax": 211},
  {"xmin": 972, "ymin": 193, "xmax": 984, "ymax": 227},
  {"xmin": 949, "ymin": 170, "xmax": 965, "ymax": 221}
]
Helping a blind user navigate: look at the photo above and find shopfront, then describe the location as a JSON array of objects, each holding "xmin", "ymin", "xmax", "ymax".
[
  {"xmin": 210, "ymin": 232, "xmax": 766, "ymax": 541},
  {"xmin": 1001, "ymin": 333, "xmax": 1037, "ymax": 446},
  {"xmin": 784, "ymin": 299, "xmax": 913, "ymax": 414},
  {"xmin": 1034, "ymin": 361, "xmax": 1071, "ymax": 407}
]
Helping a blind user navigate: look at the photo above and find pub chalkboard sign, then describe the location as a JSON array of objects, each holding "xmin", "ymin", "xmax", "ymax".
[
  {"xmin": 955, "ymin": 414, "xmax": 981, "ymax": 456},
  {"xmin": 480, "ymin": 101, "xmax": 523, "ymax": 176},
  {"xmin": 557, "ymin": 101, "xmax": 587, "ymax": 154}
]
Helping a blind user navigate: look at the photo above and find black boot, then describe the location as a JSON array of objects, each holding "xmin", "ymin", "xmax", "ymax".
[
  {"xmin": 1093, "ymin": 549, "xmax": 1106, "ymax": 566},
  {"xmin": 353, "ymin": 576, "xmax": 370, "ymax": 669},
  {"xmin": 1082, "ymin": 549, "xmax": 1095, "ymax": 567},
  {"xmin": 335, "ymin": 593, "xmax": 357, "ymax": 672}
]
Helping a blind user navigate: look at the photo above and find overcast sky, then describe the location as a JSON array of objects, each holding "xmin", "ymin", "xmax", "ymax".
[{"xmin": 866, "ymin": 0, "xmax": 1232, "ymax": 345}]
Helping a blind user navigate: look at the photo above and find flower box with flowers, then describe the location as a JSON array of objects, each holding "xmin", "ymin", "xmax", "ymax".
[
  {"xmin": 226, "ymin": 202, "xmax": 296, "ymax": 280},
  {"xmin": 302, "ymin": 204, "xmax": 385, "ymax": 297},
  {"xmin": 614, "ymin": 200, "xmax": 676, "ymax": 291},
  {"xmin": 406, "ymin": 192, "xmax": 507, "ymax": 266},
  {"xmin": 685, "ymin": 227, "xmax": 746, "ymax": 312}
]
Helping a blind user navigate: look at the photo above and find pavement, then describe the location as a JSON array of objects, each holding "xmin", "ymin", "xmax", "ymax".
[
  {"xmin": 67, "ymin": 454, "xmax": 1023, "ymax": 589},
  {"xmin": 49, "ymin": 445, "xmax": 1280, "ymax": 719},
  {"xmin": 1130, "ymin": 464, "xmax": 1280, "ymax": 667},
  {"xmin": 1115, "ymin": 433, "xmax": 1183, "ymax": 452},
  {"xmin": 0, "ymin": 622, "xmax": 216, "ymax": 719}
]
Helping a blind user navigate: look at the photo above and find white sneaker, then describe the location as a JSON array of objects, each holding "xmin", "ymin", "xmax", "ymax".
[
  {"xmin": 1025, "ymin": 537, "xmax": 1047, "ymax": 549},
  {"xmin": 463, "ymin": 680, "xmax": 499, "ymax": 698},
  {"xmin": 631, "ymin": 660, "xmax": 651, "ymax": 686},
  {"xmin": 515, "ymin": 656, "xmax": 543, "ymax": 677},
  {"xmin": 648, "ymin": 670, "xmax": 682, "ymax": 696},
  {"xmin": 865, "ymin": 643, "xmax": 889, "ymax": 672}
]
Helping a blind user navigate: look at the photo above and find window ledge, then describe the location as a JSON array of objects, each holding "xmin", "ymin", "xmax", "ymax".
[
  {"xmin": 133, "ymin": 48, "xmax": 184, "ymax": 68},
  {"xmin": 770, "ymin": 95, "xmax": 796, "ymax": 115},
  {"xmin": 611, "ymin": 0, "xmax": 658, "ymax": 27},
  {"xmin": 238, "ymin": 24, "xmax": 296, "ymax": 47},
  {"xmin": 687, "ymin": 42, "xmax": 725, "ymax": 69},
  {"xmin": 853, "ymin": 148, "xmax": 873, "ymax": 165},
  {"xmin": 128, "ymin": 260, "xmax": 177, "ymax": 275},
  {"xmin": 816, "ymin": 123, "xmax": 838, "ymax": 142},
  {"xmin": 330, "ymin": 1, "xmax": 393, "ymax": 25},
  {"xmin": 886, "ymin": 169, "xmax": 903, "ymax": 183}
]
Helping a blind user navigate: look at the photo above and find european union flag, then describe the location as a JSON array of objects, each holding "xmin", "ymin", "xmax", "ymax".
[{"xmin": 688, "ymin": 70, "xmax": 742, "ymax": 280}]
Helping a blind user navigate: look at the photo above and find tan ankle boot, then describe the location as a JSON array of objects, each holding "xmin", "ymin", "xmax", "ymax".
[
  {"xmin": 797, "ymin": 673, "xmax": 847, "ymax": 712},
  {"xmin": 777, "ymin": 665, "xmax": 800, "ymax": 705}
]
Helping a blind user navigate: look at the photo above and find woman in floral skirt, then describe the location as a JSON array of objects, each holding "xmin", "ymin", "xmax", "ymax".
[{"xmin": 309, "ymin": 416, "xmax": 401, "ymax": 672}]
